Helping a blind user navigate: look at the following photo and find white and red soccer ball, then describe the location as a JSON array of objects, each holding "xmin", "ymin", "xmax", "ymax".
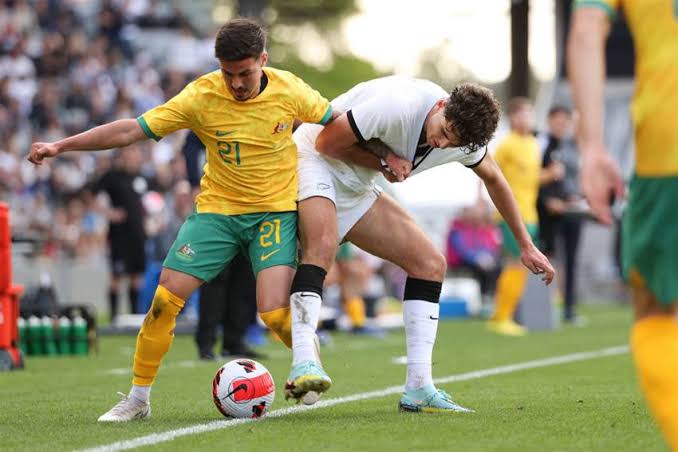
[{"xmin": 212, "ymin": 359, "xmax": 275, "ymax": 418}]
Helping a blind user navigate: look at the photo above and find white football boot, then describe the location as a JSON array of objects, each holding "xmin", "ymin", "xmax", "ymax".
[{"xmin": 97, "ymin": 392, "xmax": 151, "ymax": 422}]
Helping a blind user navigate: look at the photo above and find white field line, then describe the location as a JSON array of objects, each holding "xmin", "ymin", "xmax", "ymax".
[
  {"xmin": 103, "ymin": 360, "xmax": 200, "ymax": 376},
  {"xmin": 79, "ymin": 345, "xmax": 629, "ymax": 452}
]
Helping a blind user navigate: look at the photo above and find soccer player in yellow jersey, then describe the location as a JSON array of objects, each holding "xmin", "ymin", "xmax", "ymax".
[
  {"xmin": 487, "ymin": 97, "xmax": 545, "ymax": 336},
  {"xmin": 568, "ymin": 1, "xmax": 678, "ymax": 448},
  {"xmin": 27, "ymin": 18, "xmax": 333, "ymax": 422}
]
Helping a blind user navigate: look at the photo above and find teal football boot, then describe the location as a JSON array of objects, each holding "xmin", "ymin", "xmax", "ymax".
[
  {"xmin": 399, "ymin": 385, "xmax": 474, "ymax": 413},
  {"xmin": 284, "ymin": 360, "xmax": 332, "ymax": 402}
]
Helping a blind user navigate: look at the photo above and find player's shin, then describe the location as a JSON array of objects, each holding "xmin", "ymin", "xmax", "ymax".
[
  {"xmin": 130, "ymin": 285, "xmax": 185, "ymax": 401},
  {"xmin": 403, "ymin": 277, "xmax": 442, "ymax": 390},
  {"xmin": 290, "ymin": 264, "xmax": 326, "ymax": 365},
  {"xmin": 631, "ymin": 315, "xmax": 678, "ymax": 450},
  {"xmin": 260, "ymin": 307, "xmax": 292, "ymax": 348}
]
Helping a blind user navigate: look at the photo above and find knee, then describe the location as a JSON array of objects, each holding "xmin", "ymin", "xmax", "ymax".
[
  {"xmin": 158, "ymin": 271, "xmax": 175, "ymax": 293},
  {"xmin": 302, "ymin": 232, "xmax": 337, "ymax": 271},
  {"xmin": 409, "ymin": 251, "xmax": 446, "ymax": 281},
  {"xmin": 158, "ymin": 271, "xmax": 193, "ymax": 301}
]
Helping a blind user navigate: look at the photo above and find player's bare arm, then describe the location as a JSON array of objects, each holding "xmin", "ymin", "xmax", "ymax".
[
  {"xmin": 567, "ymin": 7, "xmax": 624, "ymax": 225},
  {"xmin": 292, "ymin": 110, "xmax": 412, "ymax": 182},
  {"xmin": 473, "ymin": 153, "xmax": 555, "ymax": 284},
  {"xmin": 28, "ymin": 119, "xmax": 147, "ymax": 165},
  {"xmin": 315, "ymin": 112, "xmax": 411, "ymax": 181}
]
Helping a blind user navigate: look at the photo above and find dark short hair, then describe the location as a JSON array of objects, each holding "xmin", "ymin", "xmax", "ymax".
[
  {"xmin": 506, "ymin": 96, "xmax": 533, "ymax": 115},
  {"xmin": 548, "ymin": 105, "xmax": 572, "ymax": 117},
  {"xmin": 444, "ymin": 83, "xmax": 501, "ymax": 152},
  {"xmin": 214, "ymin": 18, "xmax": 266, "ymax": 61}
]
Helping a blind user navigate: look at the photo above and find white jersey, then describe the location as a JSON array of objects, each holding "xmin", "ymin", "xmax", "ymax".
[
  {"xmin": 295, "ymin": 76, "xmax": 488, "ymax": 240},
  {"xmin": 294, "ymin": 76, "xmax": 486, "ymax": 193}
]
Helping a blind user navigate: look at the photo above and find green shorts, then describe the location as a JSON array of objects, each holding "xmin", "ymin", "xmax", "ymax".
[
  {"xmin": 623, "ymin": 175, "xmax": 678, "ymax": 305},
  {"xmin": 499, "ymin": 221, "xmax": 538, "ymax": 258},
  {"xmin": 164, "ymin": 211, "xmax": 298, "ymax": 281},
  {"xmin": 336, "ymin": 242, "xmax": 356, "ymax": 262}
]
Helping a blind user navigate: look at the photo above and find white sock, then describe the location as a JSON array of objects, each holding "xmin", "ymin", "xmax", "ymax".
[
  {"xmin": 129, "ymin": 384, "xmax": 151, "ymax": 403},
  {"xmin": 291, "ymin": 291, "xmax": 322, "ymax": 365},
  {"xmin": 403, "ymin": 299, "xmax": 439, "ymax": 390}
]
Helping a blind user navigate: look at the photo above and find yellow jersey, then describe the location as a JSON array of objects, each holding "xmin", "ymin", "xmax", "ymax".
[
  {"xmin": 575, "ymin": 0, "xmax": 678, "ymax": 176},
  {"xmin": 138, "ymin": 67, "xmax": 332, "ymax": 215},
  {"xmin": 494, "ymin": 131, "xmax": 541, "ymax": 224}
]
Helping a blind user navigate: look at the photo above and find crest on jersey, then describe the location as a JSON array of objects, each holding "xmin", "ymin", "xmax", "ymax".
[{"xmin": 273, "ymin": 122, "xmax": 291, "ymax": 134}]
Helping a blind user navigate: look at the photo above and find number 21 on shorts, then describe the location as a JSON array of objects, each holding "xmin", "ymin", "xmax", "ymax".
[{"xmin": 259, "ymin": 219, "xmax": 281, "ymax": 247}]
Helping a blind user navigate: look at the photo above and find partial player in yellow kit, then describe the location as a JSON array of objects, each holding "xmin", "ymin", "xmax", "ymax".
[
  {"xmin": 27, "ymin": 18, "xmax": 332, "ymax": 422},
  {"xmin": 487, "ymin": 97, "xmax": 542, "ymax": 337},
  {"xmin": 568, "ymin": 1, "xmax": 678, "ymax": 448}
]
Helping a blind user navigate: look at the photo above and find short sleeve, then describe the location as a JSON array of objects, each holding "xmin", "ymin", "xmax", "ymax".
[
  {"xmin": 137, "ymin": 82, "xmax": 197, "ymax": 141},
  {"xmin": 347, "ymin": 96, "xmax": 402, "ymax": 142},
  {"xmin": 290, "ymin": 76, "xmax": 332, "ymax": 125},
  {"xmin": 573, "ymin": 0, "xmax": 619, "ymax": 21},
  {"xmin": 460, "ymin": 147, "xmax": 487, "ymax": 168}
]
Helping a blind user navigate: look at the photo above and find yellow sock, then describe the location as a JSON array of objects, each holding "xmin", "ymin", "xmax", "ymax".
[
  {"xmin": 260, "ymin": 307, "xmax": 292, "ymax": 348},
  {"xmin": 132, "ymin": 285, "xmax": 184, "ymax": 386},
  {"xmin": 491, "ymin": 264, "xmax": 528, "ymax": 322},
  {"xmin": 631, "ymin": 316, "xmax": 678, "ymax": 450},
  {"xmin": 345, "ymin": 296, "xmax": 366, "ymax": 328}
]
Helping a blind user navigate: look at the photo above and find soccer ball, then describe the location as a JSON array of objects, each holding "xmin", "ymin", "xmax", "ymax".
[{"xmin": 212, "ymin": 359, "xmax": 275, "ymax": 418}]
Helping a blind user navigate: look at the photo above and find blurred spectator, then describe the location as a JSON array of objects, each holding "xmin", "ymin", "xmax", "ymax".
[
  {"xmin": 0, "ymin": 38, "xmax": 37, "ymax": 115},
  {"xmin": 182, "ymin": 131, "xmax": 205, "ymax": 189},
  {"xmin": 91, "ymin": 146, "xmax": 154, "ymax": 319},
  {"xmin": 537, "ymin": 106, "xmax": 585, "ymax": 324},
  {"xmin": 487, "ymin": 97, "xmax": 541, "ymax": 336},
  {"xmin": 195, "ymin": 253, "xmax": 262, "ymax": 361},
  {"xmin": 0, "ymin": 0, "xmax": 206, "ymax": 273},
  {"xmin": 446, "ymin": 202, "xmax": 502, "ymax": 306},
  {"xmin": 326, "ymin": 243, "xmax": 371, "ymax": 333}
]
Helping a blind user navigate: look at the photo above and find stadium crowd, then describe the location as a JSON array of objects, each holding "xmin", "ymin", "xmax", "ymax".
[{"xmin": 0, "ymin": 0, "xmax": 214, "ymax": 259}]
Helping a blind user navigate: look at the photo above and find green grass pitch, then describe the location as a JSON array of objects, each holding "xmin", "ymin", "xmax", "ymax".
[{"xmin": 0, "ymin": 304, "xmax": 666, "ymax": 451}]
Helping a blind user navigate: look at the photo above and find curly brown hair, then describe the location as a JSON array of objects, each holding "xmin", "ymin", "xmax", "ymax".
[
  {"xmin": 444, "ymin": 83, "xmax": 501, "ymax": 152},
  {"xmin": 214, "ymin": 18, "xmax": 266, "ymax": 61}
]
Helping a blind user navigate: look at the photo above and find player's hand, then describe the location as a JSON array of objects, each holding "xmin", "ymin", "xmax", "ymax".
[
  {"xmin": 580, "ymin": 146, "xmax": 625, "ymax": 225},
  {"xmin": 520, "ymin": 242, "xmax": 555, "ymax": 285},
  {"xmin": 384, "ymin": 152, "xmax": 411, "ymax": 182},
  {"xmin": 28, "ymin": 142, "xmax": 60, "ymax": 165}
]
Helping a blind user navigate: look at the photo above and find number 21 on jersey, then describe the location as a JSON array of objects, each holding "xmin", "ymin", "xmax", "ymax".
[{"xmin": 218, "ymin": 140, "xmax": 241, "ymax": 165}]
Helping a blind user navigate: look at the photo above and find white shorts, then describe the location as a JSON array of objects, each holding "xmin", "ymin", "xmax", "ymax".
[{"xmin": 297, "ymin": 145, "xmax": 381, "ymax": 241}]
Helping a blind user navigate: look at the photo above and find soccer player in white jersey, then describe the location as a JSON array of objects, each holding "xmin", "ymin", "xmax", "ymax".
[{"xmin": 285, "ymin": 78, "xmax": 555, "ymax": 412}]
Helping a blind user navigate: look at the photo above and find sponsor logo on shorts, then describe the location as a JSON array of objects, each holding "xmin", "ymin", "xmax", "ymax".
[
  {"xmin": 260, "ymin": 249, "xmax": 281, "ymax": 261},
  {"xmin": 215, "ymin": 130, "xmax": 234, "ymax": 137},
  {"xmin": 317, "ymin": 183, "xmax": 330, "ymax": 190},
  {"xmin": 176, "ymin": 243, "xmax": 196, "ymax": 261}
]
